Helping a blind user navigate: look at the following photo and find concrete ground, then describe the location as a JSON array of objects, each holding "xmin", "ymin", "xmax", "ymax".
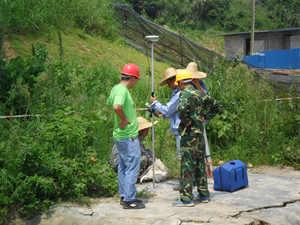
[{"xmin": 12, "ymin": 167, "xmax": 300, "ymax": 225}]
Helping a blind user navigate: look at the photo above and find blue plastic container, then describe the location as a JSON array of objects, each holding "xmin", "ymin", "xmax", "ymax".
[{"xmin": 213, "ymin": 160, "xmax": 248, "ymax": 192}]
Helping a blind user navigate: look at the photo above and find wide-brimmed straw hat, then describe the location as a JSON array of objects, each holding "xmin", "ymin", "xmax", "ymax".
[
  {"xmin": 137, "ymin": 116, "xmax": 158, "ymax": 131},
  {"xmin": 186, "ymin": 62, "xmax": 207, "ymax": 79},
  {"xmin": 160, "ymin": 67, "xmax": 177, "ymax": 86}
]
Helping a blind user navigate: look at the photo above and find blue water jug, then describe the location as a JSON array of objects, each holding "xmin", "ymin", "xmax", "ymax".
[{"xmin": 213, "ymin": 160, "xmax": 248, "ymax": 192}]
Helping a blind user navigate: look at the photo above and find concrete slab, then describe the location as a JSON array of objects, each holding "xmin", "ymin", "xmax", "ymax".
[{"xmin": 12, "ymin": 167, "xmax": 300, "ymax": 225}]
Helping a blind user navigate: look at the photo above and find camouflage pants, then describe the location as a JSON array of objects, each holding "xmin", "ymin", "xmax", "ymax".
[{"xmin": 179, "ymin": 135, "xmax": 209, "ymax": 202}]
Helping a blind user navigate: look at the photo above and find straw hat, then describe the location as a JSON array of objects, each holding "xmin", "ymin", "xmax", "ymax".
[
  {"xmin": 186, "ymin": 62, "xmax": 207, "ymax": 79},
  {"xmin": 159, "ymin": 67, "xmax": 177, "ymax": 86},
  {"xmin": 137, "ymin": 116, "xmax": 157, "ymax": 131}
]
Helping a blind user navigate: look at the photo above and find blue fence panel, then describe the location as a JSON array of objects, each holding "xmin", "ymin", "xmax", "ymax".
[{"xmin": 243, "ymin": 48, "xmax": 300, "ymax": 69}]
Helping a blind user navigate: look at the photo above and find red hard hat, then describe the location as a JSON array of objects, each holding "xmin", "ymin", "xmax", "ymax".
[{"xmin": 121, "ymin": 64, "xmax": 140, "ymax": 79}]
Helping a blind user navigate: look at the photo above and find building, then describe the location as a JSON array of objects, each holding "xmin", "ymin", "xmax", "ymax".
[{"xmin": 223, "ymin": 27, "xmax": 300, "ymax": 59}]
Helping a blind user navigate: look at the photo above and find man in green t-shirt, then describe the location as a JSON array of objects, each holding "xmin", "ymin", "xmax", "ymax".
[{"xmin": 107, "ymin": 63, "xmax": 145, "ymax": 209}]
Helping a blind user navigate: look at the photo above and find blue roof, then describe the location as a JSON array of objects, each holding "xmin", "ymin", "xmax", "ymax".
[{"xmin": 223, "ymin": 27, "xmax": 300, "ymax": 36}]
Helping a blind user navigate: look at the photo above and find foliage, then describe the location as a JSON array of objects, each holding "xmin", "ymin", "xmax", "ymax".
[
  {"xmin": 206, "ymin": 61, "xmax": 300, "ymax": 167},
  {"xmin": 0, "ymin": 43, "xmax": 47, "ymax": 115},
  {"xmin": 127, "ymin": 0, "xmax": 300, "ymax": 31},
  {"xmin": 261, "ymin": 0, "xmax": 300, "ymax": 28},
  {"xmin": 0, "ymin": 45, "xmax": 119, "ymax": 222}
]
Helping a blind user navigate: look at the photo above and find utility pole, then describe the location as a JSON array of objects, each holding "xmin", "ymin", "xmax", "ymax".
[{"xmin": 250, "ymin": 0, "xmax": 256, "ymax": 55}]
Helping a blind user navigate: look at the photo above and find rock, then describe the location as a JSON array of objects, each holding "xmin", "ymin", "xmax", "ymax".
[{"xmin": 140, "ymin": 159, "xmax": 169, "ymax": 183}]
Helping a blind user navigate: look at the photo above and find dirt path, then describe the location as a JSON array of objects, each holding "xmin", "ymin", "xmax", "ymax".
[
  {"xmin": 12, "ymin": 167, "xmax": 300, "ymax": 225},
  {"xmin": 2, "ymin": 38, "xmax": 17, "ymax": 59}
]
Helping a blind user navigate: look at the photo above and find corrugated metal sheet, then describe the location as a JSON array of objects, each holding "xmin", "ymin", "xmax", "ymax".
[
  {"xmin": 223, "ymin": 27, "xmax": 300, "ymax": 37},
  {"xmin": 243, "ymin": 48, "xmax": 300, "ymax": 69}
]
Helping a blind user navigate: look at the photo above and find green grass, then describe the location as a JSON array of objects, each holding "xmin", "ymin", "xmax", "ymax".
[
  {"xmin": 8, "ymin": 29, "xmax": 175, "ymax": 106},
  {"xmin": 176, "ymin": 27, "xmax": 225, "ymax": 55},
  {"xmin": 9, "ymin": 29, "xmax": 168, "ymax": 77}
]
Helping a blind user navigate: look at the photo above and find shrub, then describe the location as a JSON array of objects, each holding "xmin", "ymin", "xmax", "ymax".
[
  {"xmin": 12, "ymin": 176, "xmax": 56, "ymax": 217},
  {"xmin": 0, "ymin": 43, "xmax": 47, "ymax": 115},
  {"xmin": 0, "ymin": 48, "xmax": 119, "ymax": 221},
  {"xmin": 0, "ymin": 169, "xmax": 14, "ymax": 225}
]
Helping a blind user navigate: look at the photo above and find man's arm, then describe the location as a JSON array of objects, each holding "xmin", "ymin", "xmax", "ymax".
[
  {"xmin": 114, "ymin": 104, "xmax": 130, "ymax": 129},
  {"xmin": 151, "ymin": 92, "xmax": 180, "ymax": 118}
]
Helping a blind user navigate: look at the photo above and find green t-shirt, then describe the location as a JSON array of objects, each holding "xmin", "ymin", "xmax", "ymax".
[{"xmin": 107, "ymin": 83, "xmax": 138, "ymax": 140}]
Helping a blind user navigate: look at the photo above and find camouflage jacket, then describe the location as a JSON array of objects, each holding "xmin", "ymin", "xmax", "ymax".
[{"xmin": 178, "ymin": 84, "xmax": 221, "ymax": 137}]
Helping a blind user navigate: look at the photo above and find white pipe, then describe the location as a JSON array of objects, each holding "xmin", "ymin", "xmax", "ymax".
[
  {"xmin": 145, "ymin": 35, "xmax": 159, "ymax": 189},
  {"xmin": 151, "ymin": 42, "xmax": 156, "ymax": 188}
]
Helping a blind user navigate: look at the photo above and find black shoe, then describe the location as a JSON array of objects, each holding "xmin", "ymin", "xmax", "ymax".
[
  {"xmin": 173, "ymin": 183, "xmax": 180, "ymax": 191},
  {"xmin": 194, "ymin": 195, "xmax": 210, "ymax": 203},
  {"xmin": 123, "ymin": 199, "xmax": 145, "ymax": 209},
  {"xmin": 120, "ymin": 197, "xmax": 143, "ymax": 206}
]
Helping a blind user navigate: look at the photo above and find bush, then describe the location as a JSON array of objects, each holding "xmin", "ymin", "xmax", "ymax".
[
  {"xmin": 0, "ymin": 48, "xmax": 119, "ymax": 221},
  {"xmin": 0, "ymin": 169, "xmax": 14, "ymax": 225},
  {"xmin": 12, "ymin": 176, "xmax": 56, "ymax": 217},
  {"xmin": 0, "ymin": 43, "xmax": 47, "ymax": 115}
]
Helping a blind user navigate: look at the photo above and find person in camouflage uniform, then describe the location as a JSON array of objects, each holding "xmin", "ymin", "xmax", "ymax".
[{"xmin": 175, "ymin": 69, "xmax": 221, "ymax": 206}]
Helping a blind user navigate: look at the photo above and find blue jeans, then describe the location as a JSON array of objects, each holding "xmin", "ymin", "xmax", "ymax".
[{"xmin": 115, "ymin": 137, "xmax": 141, "ymax": 202}]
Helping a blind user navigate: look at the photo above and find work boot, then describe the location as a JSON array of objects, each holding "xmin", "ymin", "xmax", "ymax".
[{"xmin": 173, "ymin": 199, "xmax": 194, "ymax": 207}]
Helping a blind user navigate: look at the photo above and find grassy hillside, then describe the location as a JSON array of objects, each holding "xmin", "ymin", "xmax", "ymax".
[
  {"xmin": 8, "ymin": 29, "xmax": 167, "ymax": 72},
  {"xmin": 177, "ymin": 28, "xmax": 224, "ymax": 55}
]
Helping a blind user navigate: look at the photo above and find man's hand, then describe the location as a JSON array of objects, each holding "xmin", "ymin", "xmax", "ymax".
[
  {"xmin": 119, "ymin": 118, "xmax": 130, "ymax": 129},
  {"xmin": 206, "ymin": 159, "xmax": 213, "ymax": 178},
  {"xmin": 114, "ymin": 105, "xmax": 130, "ymax": 129},
  {"xmin": 150, "ymin": 96, "xmax": 157, "ymax": 103},
  {"xmin": 154, "ymin": 111, "xmax": 162, "ymax": 117}
]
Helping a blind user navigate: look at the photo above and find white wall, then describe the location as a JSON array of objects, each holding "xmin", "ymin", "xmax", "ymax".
[
  {"xmin": 253, "ymin": 40, "xmax": 265, "ymax": 53},
  {"xmin": 224, "ymin": 36, "xmax": 245, "ymax": 59}
]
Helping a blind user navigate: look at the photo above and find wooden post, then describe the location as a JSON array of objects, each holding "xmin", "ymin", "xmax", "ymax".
[
  {"xmin": 58, "ymin": 31, "xmax": 64, "ymax": 60},
  {"xmin": 250, "ymin": 0, "xmax": 256, "ymax": 55}
]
